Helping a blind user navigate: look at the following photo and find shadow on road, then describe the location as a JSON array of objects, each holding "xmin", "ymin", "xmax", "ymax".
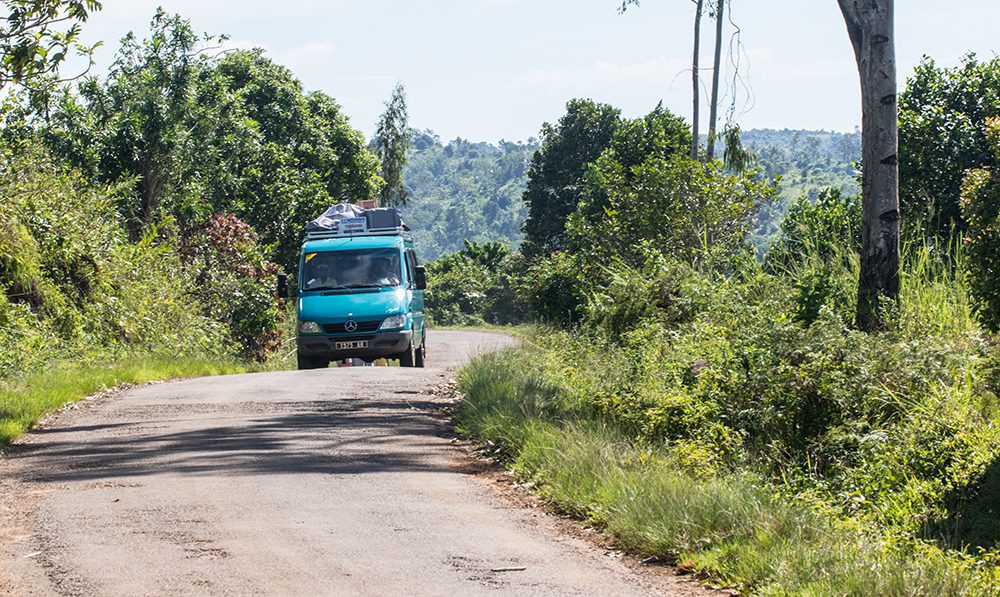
[{"xmin": 8, "ymin": 394, "xmax": 463, "ymax": 484}]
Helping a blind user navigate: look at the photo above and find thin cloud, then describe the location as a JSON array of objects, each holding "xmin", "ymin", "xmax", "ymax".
[
  {"xmin": 282, "ymin": 42, "xmax": 336, "ymax": 65},
  {"xmin": 514, "ymin": 57, "xmax": 692, "ymax": 93}
]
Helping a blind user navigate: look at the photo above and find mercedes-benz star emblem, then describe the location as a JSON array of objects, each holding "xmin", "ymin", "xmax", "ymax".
[{"xmin": 344, "ymin": 320, "xmax": 358, "ymax": 332}]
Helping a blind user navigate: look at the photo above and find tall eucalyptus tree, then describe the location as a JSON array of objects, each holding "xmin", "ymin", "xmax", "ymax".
[{"xmin": 838, "ymin": 0, "xmax": 900, "ymax": 330}]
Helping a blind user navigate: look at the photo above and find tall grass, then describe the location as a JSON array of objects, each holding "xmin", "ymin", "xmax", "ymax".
[
  {"xmin": 454, "ymin": 236, "xmax": 1000, "ymax": 594},
  {"xmin": 899, "ymin": 236, "xmax": 977, "ymax": 337},
  {"xmin": 458, "ymin": 347, "xmax": 998, "ymax": 595}
]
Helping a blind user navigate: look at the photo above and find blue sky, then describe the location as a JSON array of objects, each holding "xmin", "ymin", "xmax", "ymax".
[{"xmin": 75, "ymin": 1, "xmax": 999, "ymax": 143}]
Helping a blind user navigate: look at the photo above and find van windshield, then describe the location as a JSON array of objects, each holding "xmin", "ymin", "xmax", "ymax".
[{"xmin": 302, "ymin": 248, "xmax": 403, "ymax": 291}]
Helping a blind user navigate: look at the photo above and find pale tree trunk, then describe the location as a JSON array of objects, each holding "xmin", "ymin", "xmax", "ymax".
[
  {"xmin": 706, "ymin": 0, "xmax": 724, "ymax": 160},
  {"xmin": 691, "ymin": 0, "xmax": 704, "ymax": 161},
  {"xmin": 838, "ymin": 0, "xmax": 900, "ymax": 330}
]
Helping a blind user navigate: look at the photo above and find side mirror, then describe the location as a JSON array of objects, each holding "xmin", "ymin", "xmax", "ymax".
[
  {"xmin": 414, "ymin": 265, "xmax": 427, "ymax": 290},
  {"xmin": 276, "ymin": 273, "xmax": 290, "ymax": 298}
]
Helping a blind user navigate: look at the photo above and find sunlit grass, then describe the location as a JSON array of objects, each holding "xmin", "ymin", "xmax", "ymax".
[
  {"xmin": 457, "ymin": 346, "xmax": 998, "ymax": 595},
  {"xmin": 0, "ymin": 357, "xmax": 249, "ymax": 445}
]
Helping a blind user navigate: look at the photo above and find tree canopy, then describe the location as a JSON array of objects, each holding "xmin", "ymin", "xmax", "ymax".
[
  {"xmin": 372, "ymin": 82, "xmax": 412, "ymax": 207},
  {"xmin": 0, "ymin": 0, "xmax": 102, "ymax": 90},
  {"xmin": 14, "ymin": 9, "xmax": 381, "ymax": 272},
  {"xmin": 520, "ymin": 99, "xmax": 622, "ymax": 257}
]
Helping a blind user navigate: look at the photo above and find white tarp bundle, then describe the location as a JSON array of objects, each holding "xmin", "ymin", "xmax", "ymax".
[
  {"xmin": 305, "ymin": 203, "xmax": 367, "ymax": 233},
  {"xmin": 306, "ymin": 203, "xmax": 405, "ymax": 234}
]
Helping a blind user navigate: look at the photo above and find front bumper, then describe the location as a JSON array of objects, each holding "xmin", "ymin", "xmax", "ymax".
[{"xmin": 296, "ymin": 330, "xmax": 411, "ymax": 360}]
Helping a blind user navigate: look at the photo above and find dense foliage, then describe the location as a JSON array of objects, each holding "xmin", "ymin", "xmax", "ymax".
[
  {"xmin": 961, "ymin": 117, "xmax": 1000, "ymax": 332},
  {"xmin": 0, "ymin": 144, "xmax": 233, "ymax": 377},
  {"xmin": 900, "ymin": 54, "xmax": 1000, "ymax": 237},
  {"xmin": 0, "ymin": 10, "xmax": 380, "ymax": 374},
  {"xmin": 423, "ymin": 241, "xmax": 523, "ymax": 326},
  {"xmin": 521, "ymin": 99, "xmax": 623, "ymax": 257},
  {"xmin": 8, "ymin": 10, "xmax": 381, "ymax": 273}
]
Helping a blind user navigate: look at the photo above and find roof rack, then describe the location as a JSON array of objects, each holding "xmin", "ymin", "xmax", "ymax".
[
  {"xmin": 304, "ymin": 204, "xmax": 410, "ymax": 241},
  {"xmin": 305, "ymin": 226, "xmax": 411, "ymax": 241}
]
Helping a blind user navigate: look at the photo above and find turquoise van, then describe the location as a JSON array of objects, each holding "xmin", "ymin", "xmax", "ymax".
[{"xmin": 284, "ymin": 206, "xmax": 426, "ymax": 370}]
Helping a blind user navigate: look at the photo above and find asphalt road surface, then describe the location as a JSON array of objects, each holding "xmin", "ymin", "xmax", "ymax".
[{"xmin": 0, "ymin": 330, "xmax": 704, "ymax": 596}]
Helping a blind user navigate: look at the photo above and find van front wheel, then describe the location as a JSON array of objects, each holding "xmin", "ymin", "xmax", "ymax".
[
  {"xmin": 398, "ymin": 341, "xmax": 416, "ymax": 367},
  {"xmin": 414, "ymin": 337, "xmax": 425, "ymax": 368}
]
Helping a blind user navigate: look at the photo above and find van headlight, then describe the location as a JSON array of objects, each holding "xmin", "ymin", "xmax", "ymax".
[
  {"xmin": 379, "ymin": 314, "xmax": 407, "ymax": 330},
  {"xmin": 299, "ymin": 321, "xmax": 322, "ymax": 334}
]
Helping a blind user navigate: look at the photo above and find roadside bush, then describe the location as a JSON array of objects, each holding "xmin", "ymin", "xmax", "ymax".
[
  {"xmin": 582, "ymin": 255, "xmax": 700, "ymax": 340},
  {"xmin": 961, "ymin": 117, "xmax": 1000, "ymax": 332},
  {"xmin": 0, "ymin": 145, "xmax": 233, "ymax": 379},
  {"xmin": 767, "ymin": 188, "xmax": 861, "ymax": 269},
  {"xmin": 182, "ymin": 213, "xmax": 284, "ymax": 361},
  {"xmin": 424, "ymin": 240, "xmax": 524, "ymax": 326},
  {"xmin": 522, "ymin": 251, "xmax": 593, "ymax": 327}
]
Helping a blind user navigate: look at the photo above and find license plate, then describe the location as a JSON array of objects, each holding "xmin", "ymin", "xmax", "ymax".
[{"xmin": 335, "ymin": 340, "xmax": 368, "ymax": 350}]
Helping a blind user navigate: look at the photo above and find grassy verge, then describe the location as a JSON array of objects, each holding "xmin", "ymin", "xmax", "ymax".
[
  {"xmin": 456, "ymin": 345, "xmax": 999, "ymax": 595},
  {"xmin": 0, "ymin": 357, "xmax": 251, "ymax": 446}
]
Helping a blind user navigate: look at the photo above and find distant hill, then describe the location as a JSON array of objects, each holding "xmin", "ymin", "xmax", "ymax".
[
  {"xmin": 741, "ymin": 128, "xmax": 861, "ymax": 204},
  {"xmin": 401, "ymin": 130, "xmax": 537, "ymax": 262},
  {"xmin": 403, "ymin": 128, "xmax": 861, "ymax": 260}
]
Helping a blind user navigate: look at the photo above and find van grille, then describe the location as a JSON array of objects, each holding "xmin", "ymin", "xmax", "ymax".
[{"xmin": 322, "ymin": 321, "xmax": 381, "ymax": 334}]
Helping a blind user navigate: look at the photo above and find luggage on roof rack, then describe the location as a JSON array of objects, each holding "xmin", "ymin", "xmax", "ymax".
[{"xmin": 305, "ymin": 203, "xmax": 408, "ymax": 240}]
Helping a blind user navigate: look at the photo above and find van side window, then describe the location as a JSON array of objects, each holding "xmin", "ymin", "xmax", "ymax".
[{"xmin": 404, "ymin": 251, "xmax": 417, "ymax": 288}]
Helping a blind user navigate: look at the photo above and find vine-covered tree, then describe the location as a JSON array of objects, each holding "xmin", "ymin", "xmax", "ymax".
[
  {"xmin": 838, "ymin": 0, "xmax": 900, "ymax": 331},
  {"xmin": 372, "ymin": 82, "xmax": 411, "ymax": 207}
]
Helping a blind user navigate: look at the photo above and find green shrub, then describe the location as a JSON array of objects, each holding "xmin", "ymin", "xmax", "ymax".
[
  {"xmin": 0, "ymin": 145, "xmax": 234, "ymax": 379},
  {"xmin": 767, "ymin": 188, "xmax": 861, "ymax": 270},
  {"xmin": 182, "ymin": 212, "xmax": 284, "ymax": 361},
  {"xmin": 961, "ymin": 117, "xmax": 1000, "ymax": 332},
  {"xmin": 424, "ymin": 241, "xmax": 524, "ymax": 326},
  {"xmin": 521, "ymin": 251, "xmax": 594, "ymax": 327},
  {"xmin": 583, "ymin": 255, "xmax": 699, "ymax": 339}
]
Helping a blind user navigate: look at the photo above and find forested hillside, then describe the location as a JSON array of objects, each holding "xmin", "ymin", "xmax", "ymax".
[
  {"xmin": 401, "ymin": 131, "xmax": 537, "ymax": 261},
  {"xmin": 404, "ymin": 126, "xmax": 859, "ymax": 259},
  {"xmin": 743, "ymin": 128, "xmax": 861, "ymax": 201}
]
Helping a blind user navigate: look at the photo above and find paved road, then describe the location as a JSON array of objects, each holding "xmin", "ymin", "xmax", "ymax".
[{"xmin": 0, "ymin": 330, "xmax": 702, "ymax": 596}]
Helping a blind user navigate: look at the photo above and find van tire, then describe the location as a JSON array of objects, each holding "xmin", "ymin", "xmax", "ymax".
[
  {"xmin": 297, "ymin": 353, "xmax": 328, "ymax": 370},
  {"xmin": 415, "ymin": 337, "xmax": 425, "ymax": 368},
  {"xmin": 398, "ymin": 341, "xmax": 416, "ymax": 367}
]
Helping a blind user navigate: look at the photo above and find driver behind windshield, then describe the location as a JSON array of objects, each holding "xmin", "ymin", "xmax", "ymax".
[{"xmin": 371, "ymin": 258, "xmax": 401, "ymax": 287}]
